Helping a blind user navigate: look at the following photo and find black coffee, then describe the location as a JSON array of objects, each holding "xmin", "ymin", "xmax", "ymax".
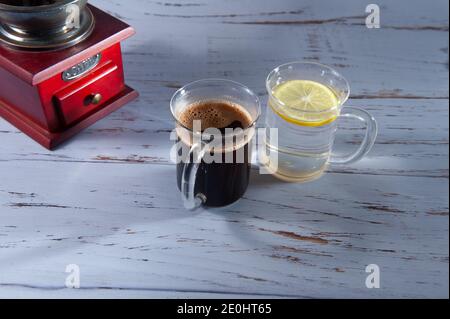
[{"xmin": 176, "ymin": 100, "xmax": 253, "ymax": 207}]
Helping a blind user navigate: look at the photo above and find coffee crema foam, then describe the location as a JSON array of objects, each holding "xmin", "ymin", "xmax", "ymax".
[
  {"xmin": 178, "ymin": 100, "xmax": 253, "ymax": 132},
  {"xmin": 176, "ymin": 100, "xmax": 255, "ymax": 152}
]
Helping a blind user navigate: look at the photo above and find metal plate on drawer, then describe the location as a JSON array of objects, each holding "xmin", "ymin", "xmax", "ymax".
[{"xmin": 62, "ymin": 53, "xmax": 102, "ymax": 81}]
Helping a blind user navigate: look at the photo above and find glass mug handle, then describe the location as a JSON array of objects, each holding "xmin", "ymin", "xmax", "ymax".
[
  {"xmin": 181, "ymin": 142, "xmax": 208, "ymax": 210},
  {"xmin": 330, "ymin": 107, "xmax": 378, "ymax": 165}
]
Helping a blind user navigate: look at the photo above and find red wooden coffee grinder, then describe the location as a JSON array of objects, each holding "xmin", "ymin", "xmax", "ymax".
[{"xmin": 0, "ymin": 1, "xmax": 138, "ymax": 149}]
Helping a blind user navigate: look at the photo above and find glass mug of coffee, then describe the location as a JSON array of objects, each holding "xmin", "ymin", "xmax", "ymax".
[
  {"xmin": 262, "ymin": 62, "xmax": 378, "ymax": 182},
  {"xmin": 170, "ymin": 79, "xmax": 261, "ymax": 209}
]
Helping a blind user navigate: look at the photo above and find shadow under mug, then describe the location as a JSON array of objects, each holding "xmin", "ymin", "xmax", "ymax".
[
  {"xmin": 263, "ymin": 62, "xmax": 378, "ymax": 182},
  {"xmin": 170, "ymin": 79, "xmax": 261, "ymax": 209}
]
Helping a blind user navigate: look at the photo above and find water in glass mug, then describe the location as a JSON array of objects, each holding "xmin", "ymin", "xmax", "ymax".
[{"xmin": 263, "ymin": 79, "xmax": 342, "ymax": 182}]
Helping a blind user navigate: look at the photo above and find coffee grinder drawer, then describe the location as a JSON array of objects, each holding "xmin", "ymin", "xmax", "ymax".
[{"xmin": 54, "ymin": 62, "xmax": 124, "ymax": 126}]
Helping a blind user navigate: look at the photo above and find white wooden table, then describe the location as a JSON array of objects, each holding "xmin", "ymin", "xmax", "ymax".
[{"xmin": 0, "ymin": 0, "xmax": 448, "ymax": 299}]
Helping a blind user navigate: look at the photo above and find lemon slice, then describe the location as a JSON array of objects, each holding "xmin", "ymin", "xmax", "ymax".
[{"xmin": 271, "ymin": 80, "xmax": 340, "ymax": 126}]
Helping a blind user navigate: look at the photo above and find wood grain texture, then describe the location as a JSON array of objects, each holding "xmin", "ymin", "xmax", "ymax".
[{"xmin": 0, "ymin": 0, "xmax": 448, "ymax": 298}]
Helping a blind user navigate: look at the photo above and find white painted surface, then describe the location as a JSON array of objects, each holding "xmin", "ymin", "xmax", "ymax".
[{"xmin": 0, "ymin": 0, "xmax": 448, "ymax": 298}]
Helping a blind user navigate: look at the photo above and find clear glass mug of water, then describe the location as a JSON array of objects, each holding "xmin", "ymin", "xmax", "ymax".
[{"xmin": 262, "ymin": 62, "xmax": 378, "ymax": 182}]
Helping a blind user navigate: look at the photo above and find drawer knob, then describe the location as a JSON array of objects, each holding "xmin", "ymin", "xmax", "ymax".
[
  {"xmin": 91, "ymin": 93, "xmax": 103, "ymax": 105},
  {"xmin": 86, "ymin": 93, "xmax": 103, "ymax": 106}
]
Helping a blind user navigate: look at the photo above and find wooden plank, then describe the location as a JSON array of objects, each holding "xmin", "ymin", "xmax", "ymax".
[
  {"xmin": 0, "ymin": 161, "xmax": 448, "ymax": 298},
  {"xmin": 106, "ymin": 0, "xmax": 449, "ymax": 98},
  {"xmin": 0, "ymin": 98, "xmax": 448, "ymax": 178}
]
